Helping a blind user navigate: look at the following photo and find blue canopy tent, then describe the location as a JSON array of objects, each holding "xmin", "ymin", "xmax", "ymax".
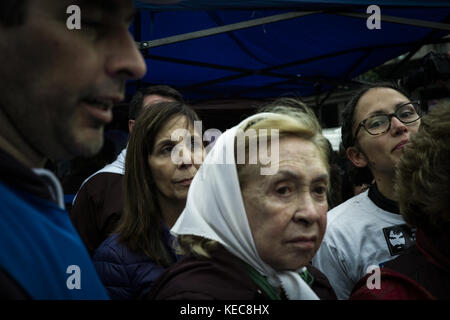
[
  {"xmin": 64, "ymin": 1, "xmax": 450, "ymax": 207},
  {"xmin": 129, "ymin": 0, "xmax": 449, "ymax": 103}
]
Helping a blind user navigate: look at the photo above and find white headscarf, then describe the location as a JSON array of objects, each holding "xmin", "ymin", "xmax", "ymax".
[{"xmin": 172, "ymin": 113, "xmax": 319, "ymax": 300}]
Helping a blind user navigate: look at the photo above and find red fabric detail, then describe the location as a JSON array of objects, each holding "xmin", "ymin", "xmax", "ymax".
[
  {"xmin": 416, "ymin": 228, "xmax": 450, "ymax": 274},
  {"xmin": 350, "ymin": 268, "xmax": 435, "ymax": 300}
]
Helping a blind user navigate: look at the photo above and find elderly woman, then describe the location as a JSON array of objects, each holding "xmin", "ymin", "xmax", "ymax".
[
  {"xmin": 148, "ymin": 100, "xmax": 336, "ymax": 300},
  {"xmin": 93, "ymin": 101, "xmax": 204, "ymax": 299},
  {"xmin": 350, "ymin": 104, "xmax": 450, "ymax": 299}
]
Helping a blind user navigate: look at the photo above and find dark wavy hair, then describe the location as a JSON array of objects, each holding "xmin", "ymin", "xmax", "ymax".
[
  {"xmin": 117, "ymin": 101, "xmax": 199, "ymax": 267},
  {"xmin": 395, "ymin": 104, "xmax": 450, "ymax": 235}
]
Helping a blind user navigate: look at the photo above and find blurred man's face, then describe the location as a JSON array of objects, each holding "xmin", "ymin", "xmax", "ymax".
[{"xmin": 0, "ymin": 0, "xmax": 146, "ymax": 161}]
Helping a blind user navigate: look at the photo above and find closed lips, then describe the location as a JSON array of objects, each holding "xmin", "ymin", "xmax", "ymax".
[
  {"xmin": 174, "ymin": 178, "xmax": 193, "ymax": 183},
  {"xmin": 287, "ymin": 236, "xmax": 316, "ymax": 243},
  {"xmin": 392, "ymin": 139, "xmax": 408, "ymax": 151},
  {"xmin": 83, "ymin": 98, "xmax": 112, "ymax": 110}
]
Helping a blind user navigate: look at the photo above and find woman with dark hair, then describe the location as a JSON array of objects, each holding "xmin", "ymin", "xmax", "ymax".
[
  {"xmin": 351, "ymin": 104, "xmax": 450, "ymax": 299},
  {"xmin": 313, "ymin": 82, "xmax": 422, "ymax": 299},
  {"xmin": 93, "ymin": 101, "xmax": 204, "ymax": 299}
]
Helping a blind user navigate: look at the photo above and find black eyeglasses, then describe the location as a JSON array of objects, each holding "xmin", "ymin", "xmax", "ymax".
[{"xmin": 352, "ymin": 101, "xmax": 422, "ymax": 145}]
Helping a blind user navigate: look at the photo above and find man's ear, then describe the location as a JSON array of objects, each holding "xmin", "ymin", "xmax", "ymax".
[
  {"xmin": 346, "ymin": 146, "xmax": 368, "ymax": 168},
  {"xmin": 128, "ymin": 120, "xmax": 135, "ymax": 134}
]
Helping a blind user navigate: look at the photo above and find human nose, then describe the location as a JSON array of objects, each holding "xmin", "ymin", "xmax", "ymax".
[
  {"xmin": 390, "ymin": 115, "xmax": 408, "ymax": 136},
  {"xmin": 177, "ymin": 144, "xmax": 194, "ymax": 169},
  {"xmin": 105, "ymin": 27, "xmax": 147, "ymax": 81},
  {"xmin": 293, "ymin": 193, "xmax": 322, "ymax": 226}
]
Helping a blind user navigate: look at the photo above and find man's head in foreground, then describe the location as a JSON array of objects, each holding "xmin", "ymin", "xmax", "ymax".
[{"xmin": 0, "ymin": 0, "xmax": 146, "ymax": 167}]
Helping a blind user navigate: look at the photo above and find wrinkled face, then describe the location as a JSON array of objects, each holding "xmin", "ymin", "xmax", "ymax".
[
  {"xmin": 351, "ymin": 88, "xmax": 421, "ymax": 176},
  {"xmin": 0, "ymin": 0, "xmax": 146, "ymax": 160},
  {"xmin": 148, "ymin": 116, "xmax": 204, "ymax": 203},
  {"xmin": 241, "ymin": 136, "xmax": 329, "ymax": 271}
]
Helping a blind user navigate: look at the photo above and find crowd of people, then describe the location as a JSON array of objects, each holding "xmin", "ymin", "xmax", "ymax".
[{"xmin": 0, "ymin": 0, "xmax": 449, "ymax": 300}]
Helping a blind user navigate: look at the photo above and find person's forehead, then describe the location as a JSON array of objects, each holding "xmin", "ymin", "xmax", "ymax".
[
  {"xmin": 276, "ymin": 137, "xmax": 327, "ymax": 172},
  {"xmin": 143, "ymin": 94, "xmax": 175, "ymax": 107},
  {"xmin": 155, "ymin": 116, "xmax": 197, "ymax": 140},
  {"xmin": 279, "ymin": 136, "xmax": 318, "ymax": 156},
  {"xmin": 354, "ymin": 87, "xmax": 409, "ymax": 121}
]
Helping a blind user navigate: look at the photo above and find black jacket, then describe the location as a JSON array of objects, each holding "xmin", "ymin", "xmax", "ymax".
[
  {"xmin": 148, "ymin": 246, "xmax": 336, "ymax": 300},
  {"xmin": 70, "ymin": 172, "xmax": 124, "ymax": 257}
]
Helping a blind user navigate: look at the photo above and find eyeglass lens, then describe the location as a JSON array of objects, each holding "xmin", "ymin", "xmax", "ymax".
[{"xmin": 365, "ymin": 103, "xmax": 420, "ymax": 135}]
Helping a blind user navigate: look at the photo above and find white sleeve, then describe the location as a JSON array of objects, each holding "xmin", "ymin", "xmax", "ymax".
[{"xmin": 312, "ymin": 237, "xmax": 354, "ymax": 300}]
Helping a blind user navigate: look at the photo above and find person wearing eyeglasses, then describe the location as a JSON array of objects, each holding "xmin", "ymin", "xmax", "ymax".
[
  {"xmin": 312, "ymin": 82, "xmax": 422, "ymax": 299},
  {"xmin": 350, "ymin": 103, "xmax": 450, "ymax": 300}
]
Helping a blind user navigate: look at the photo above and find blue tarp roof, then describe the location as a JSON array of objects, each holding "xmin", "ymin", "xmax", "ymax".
[
  {"xmin": 135, "ymin": 0, "xmax": 450, "ymax": 10},
  {"xmin": 130, "ymin": 1, "xmax": 450, "ymax": 101}
]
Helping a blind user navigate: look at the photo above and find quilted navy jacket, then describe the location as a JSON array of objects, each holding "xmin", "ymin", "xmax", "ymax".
[{"xmin": 93, "ymin": 226, "xmax": 178, "ymax": 300}]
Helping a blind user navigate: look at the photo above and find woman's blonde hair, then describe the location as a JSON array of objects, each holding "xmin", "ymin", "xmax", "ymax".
[{"xmin": 177, "ymin": 98, "xmax": 329, "ymax": 258}]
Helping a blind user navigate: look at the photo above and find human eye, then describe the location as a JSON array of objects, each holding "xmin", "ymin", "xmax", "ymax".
[
  {"xmin": 366, "ymin": 116, "xmax": 386, "ymax": 129},
  {"xmin": 313, "ymin": 185, "xmax": 327, "ymax": 196},
  {"xmin": 312, "ymin": 184, "xmax": 328, "ymax": 201},
  {"xmin": 274, "ymin": 182, "xmax": 293, "ymax": 196},
  {"xmin": 397, "ymin": 105, "xmax": 416, "ymax": 120},
  {"xmin": 82, "ymin": 17, "xmax": 103, "ymax": 28},
  {"xmin": 159, "ymin": 143, "xmax": 175, "ymax": 155},
  {"xmin": 81, "ymin": 9, "xmax": 104, "ymax": 26},
  {"xmin": 275, "ymin": 186, "xmax": 292, "ymax": 196},
  {"xmin": 80, "ymin": 9, "xmax": 110, "ymax": 36},
  {"xmin": 314, "ymin": 185, "xmax": 327, "ymax": 194},
  {"xmin": 80, "ymin": 19, "xmax": 106, "ymax": 38}
]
